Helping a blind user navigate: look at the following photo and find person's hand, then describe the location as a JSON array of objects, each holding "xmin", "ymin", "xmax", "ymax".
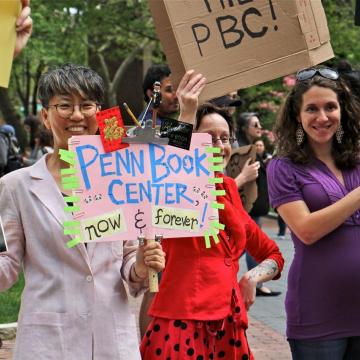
[
  {"xmin": 14, "ymin": 0, "xmax": 33, "ymax": 58},
  {"xmin": 177, "ymin": 69, "xmax": 206, "ymax": 124},
  {"xmin": 235, "ymin": 159, "xmax": 260, "ymax": 188},
  {"xmin": 133, "ymin": 241, "xmax": 166, "ymax": 279},
  {"xmin": 238, "ymin": 274, "xmax": 257, "ymax": 310}
]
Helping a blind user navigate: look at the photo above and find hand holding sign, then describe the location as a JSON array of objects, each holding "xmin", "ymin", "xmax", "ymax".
[
  {"xmin": 134, "ymin": 237, "xmax": 165, "ymax": 292},
  {"xmin": 14, "ymin": 0, "xmax": 33, "ymax": 58}
]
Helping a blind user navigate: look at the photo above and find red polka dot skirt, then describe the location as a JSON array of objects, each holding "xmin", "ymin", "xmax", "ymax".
[{"xmin": 140, "ymin": 290, "xmax": 254, "ymax": 360}]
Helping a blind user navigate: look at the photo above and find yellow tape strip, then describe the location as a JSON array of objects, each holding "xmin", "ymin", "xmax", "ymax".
[
  {"xmin": 209, "ymin": 165, "xmax": 223, "ymax": 172},
  {"xmin": 64, "ymin": 196, "xmax": 81, "ymax": 203},
  {"xmin": 62, "ymin": 183, "xmax": 80, "ymax": 190},
  {"xmin": 210, "ymin": 189, "xmax": 226, "ymax": 196},
  {"xmin": 64, "ymin": 227, "xmax": 81, "ymax": 235},
  {"xmin": 204, "ymin": 230, "xmax": 211, "ymax": 249},
  {"xmin": 205, "ymin": 146, "xmax": 221, "ymax": 153},
  {"xmin": 211, "ymin": 221, "xmax": 225, "ymax": 230},
  {"xmin": 211, "ymin": 202, "xmax": 225, "ymax": 210},
  {"xmin": 207, "ymin": 157, "xmax": 223, "ymax": 163},
  {"xmin": 208, "ymin": 177, "xmax": 223, "ymax": 185},
  {"xmin": 59, "ymin": 149, "xmax": 76, "ymax": 166},
  {"xmin": 66, "ymin": 237, "xmax": 82, "ymax": 248},
  {"xmin": 61, "ymin": 168, "xmax": 77, "ymax": 175},
  {"xmin": 64, "ymin": 220, "xmax": 80, "ymax": 227},
  {"xmin": 210, "ymin": 228, "xmax": 220, "ymax": 244},
  {"xmin": 64, "ymin": 205, "xmax": 81, "ymax": 212}
]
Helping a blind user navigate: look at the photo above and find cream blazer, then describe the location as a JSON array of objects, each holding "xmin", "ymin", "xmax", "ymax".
[{"xmin": 0, "ymin": 155, "xmax": 146, "ymax": 360}]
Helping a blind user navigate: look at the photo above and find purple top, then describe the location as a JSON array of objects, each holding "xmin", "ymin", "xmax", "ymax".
[{"xmin": 267, "ymin": 157, "xmax": 360, "ymax": 340}]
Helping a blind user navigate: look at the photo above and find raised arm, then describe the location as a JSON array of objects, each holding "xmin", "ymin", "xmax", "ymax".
[{"xmin": 176, "ymin": 70, "xmax": 206, "ymax": 124}]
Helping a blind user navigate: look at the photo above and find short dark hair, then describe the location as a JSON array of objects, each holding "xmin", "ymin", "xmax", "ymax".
[
  {"xmin": 38, "ymin": 63, "xmax": 104, "ymax": 107},
  {"xmin": 195, "ymin": 103, "xmax": 234, "ymax": 137},
  {"xmin": 274, "ymin": 75, "xmax": 360, "ymax": 169},
  {"xmin": 143, "ymin": 64, "xmax": 171, "ymax": 102}
]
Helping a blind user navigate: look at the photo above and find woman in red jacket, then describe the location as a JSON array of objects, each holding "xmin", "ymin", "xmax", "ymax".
[{"xmin": 140, "ymin": 73, "xmax": 284, "ymax": 360}]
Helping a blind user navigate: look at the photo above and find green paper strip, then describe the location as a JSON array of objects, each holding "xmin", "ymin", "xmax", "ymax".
[
  {"xmin": 64, "ymin": 196, "xmax": 81, "ymax": 203},
  {"xmin": 62, "ymin": 176, "xmax": 79, "ymax": 184},
  {"xmin": 64, "ymin": 227, "xmax": 81, "ymax": 235},
  {"xmin": 211, "ymin": 202, "xmax": 225, "ymax": 210},
  {"xmin": 205, "ymin": 146, "xmax": 221, "ymax": 153},
  {"xmin": 67, "ymin": 237, "xmax": 82, "ymax": 248},
  {"xmin": 210, "ymin": 228, "xmax": 220, "ymax": 244},
  {"xmin": 204, "ymin": 230, "xmax": 211, "ymax": 249},
  {"xmin": 210, "ymin": 189, "xmax": 226, "ymax": 196},
  {"xmin": 207, "ymin": 157, "xmax": 223, "ymax": 163},
  {"xmin": 61, "ymin": 168, "xmax": 77, "ymax": 175},
  {"xmin": 209, "ymin": 165, "xmax": 223, "ymax": 172},
  {"xmin": 211, "ymin": 221, "xmax": 225, "ymax": 230},
  {"xmin": 64, "ymin": 220, "xmax": 80, "ymax": 227},
  {"xmin": 64, "ymin": 205, "xmax": 81, "ymax": 212},
  {"xmin": 208, "ymin": 177, "xmax": 223, "ymax": 184},
  {"xmin": 59, "ymin": 149, "xmax": 76, "ymax": 165},
  {"xmin": 62, "ymin": 182, "xmax": 80, "ymax": 190}
]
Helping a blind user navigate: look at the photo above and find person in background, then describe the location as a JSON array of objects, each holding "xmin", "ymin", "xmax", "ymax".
[
  {"xmin": 236, "ymin": 113, "xmax": 281, "ymax": 297},
  {"xmin": 0, "ymin": 124, "xmax": 23, "ymax": 176},
  {"xmin": 22, "ymin": 127, "xmax": 53, "ymax": 166},
  {"xmin": 138, "ymin": 64, "xmax": 179, "ymax": 126},
  {"xmin": 0, "ymin": 64, "xmax": 165, "ymax": 360},
  {"xmin": 140, "ymin": 71, "xmax": 284, "ymax": 360},
  {"xmin": 267, "ymin": 67, "xmax": 360, "ymax": 359}
]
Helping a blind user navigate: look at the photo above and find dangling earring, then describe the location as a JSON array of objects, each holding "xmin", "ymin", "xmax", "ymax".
[
  {"xmin": 296, "ymin": 124, "xmax": 304, "ymax": 146},
  {"xmin": 335, "ymin": 124, "xmax": 344, "ymax": 144}
]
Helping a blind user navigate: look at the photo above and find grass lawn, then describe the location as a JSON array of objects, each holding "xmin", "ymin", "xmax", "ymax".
[{"xmin": 0, "ymin": 272, "xmax": 24, "ymax": 324}]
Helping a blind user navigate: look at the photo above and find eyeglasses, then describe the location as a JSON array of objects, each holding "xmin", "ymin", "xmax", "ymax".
[
  {"xmin": 211, "ymin": 136, "xmax": 235, "ymax": 145},
  {"xmin": 47, "ymin": 102, "xmax": 99, "ymax": 119},
  {"xmin": 296, "ymin": 67, "xmax": 339, "ymax": 82}
]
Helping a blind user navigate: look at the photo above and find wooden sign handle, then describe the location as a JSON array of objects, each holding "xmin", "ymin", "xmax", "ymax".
[{"xmin": 146, "ymin": 238, "xmax": 159, "ymax": 292}]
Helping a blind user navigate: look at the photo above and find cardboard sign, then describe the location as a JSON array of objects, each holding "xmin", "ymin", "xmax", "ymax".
[
  {"xmin": 62, "ymin": 134, "xmax": 221, "ymax": 245},
  {"xmin": 149, "ymin": 0, "xmax": 334, "ymax": 102},
  {"xmin": 225, "ymin": 145, "xmax": 257, "ymax": 212},
  {"xmin": 0, "ymin": 1, "xmax": 20, "ymax": 88}
]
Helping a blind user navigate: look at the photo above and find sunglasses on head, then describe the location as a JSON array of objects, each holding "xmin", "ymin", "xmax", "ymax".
[{"xmin": 296, "ymin": 67, "xmax": 339, "ymax": 82}]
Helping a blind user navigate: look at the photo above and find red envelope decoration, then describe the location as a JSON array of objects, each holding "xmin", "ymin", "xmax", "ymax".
[{"xmin": 96, "ymin": 106, "xmax": 129, "ymax": 152}]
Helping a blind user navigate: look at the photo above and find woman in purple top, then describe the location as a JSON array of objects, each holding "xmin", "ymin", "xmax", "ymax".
[{"xmin": 267, "ymin": 67, "xmax": 360, "ymax": 359}]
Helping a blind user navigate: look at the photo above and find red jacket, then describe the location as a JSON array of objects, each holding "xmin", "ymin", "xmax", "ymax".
[{"xmin": 149, "ymin": 175, "xmax": 284, "ymax": 325}]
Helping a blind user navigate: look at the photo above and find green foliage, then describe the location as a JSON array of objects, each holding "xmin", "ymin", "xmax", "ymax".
[{"xmin": 0, "ymin": 273, "xmax": 24, "ymax": 324}]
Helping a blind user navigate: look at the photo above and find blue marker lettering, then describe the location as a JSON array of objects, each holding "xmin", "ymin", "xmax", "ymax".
[
  {"xmin": 76, "ymin": 145, "xmax": 99, "ymax": 190},
  {"xmin": 183, "ymin": 155, "xmax": 194, "ymax": 174},
  {"xmin": 149, "ymin": 144, "xmax": 169, "ymax": 183},
  {"xmin": 108, "ymin": 179, "xmax": 125, "ymax": 205},
  {"xmin": 130, "ymin": 149, "xmax": 145, "ymax": 176},
  {"xmin": 125, "ymin": 183, "xmax": 139, "ymax": 204},
  {"xmin": 167, "ymin": 154, "xmax": 182, "ymax": 174},
  {"xmin": 100, "ymin": 153, "xmax": 115, "ymax": 177},
  {"xmin": 195, "ymin": 149, "xmax": 209, "ymax": 176}
]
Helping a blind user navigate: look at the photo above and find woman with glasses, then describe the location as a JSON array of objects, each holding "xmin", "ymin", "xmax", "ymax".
[
  {"xmin": 141, "ymin": 71, "xmax": 284, "ymax": 360},
  {"xmin": 0, "ymin": 64, "xmax": 165, "ymax": 360},
  {"xmin": 267, "ymin": 67, "xmax": 360, "ymax": 359},
  {"xmin": 236, "ymin": 112, "xmax": 281, "ymax": 297}
]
